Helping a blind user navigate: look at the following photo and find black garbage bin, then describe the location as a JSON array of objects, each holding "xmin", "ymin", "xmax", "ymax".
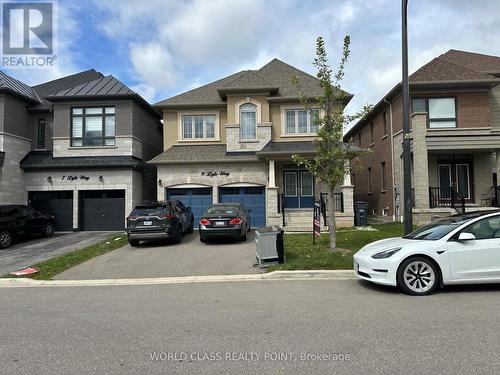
[{"xmin": 354, "ymin": 201, "xmax": 368, "ymax": 226}]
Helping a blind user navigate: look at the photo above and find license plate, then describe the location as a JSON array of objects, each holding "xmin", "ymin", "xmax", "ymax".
[
  {"xmin": 215, "ymin": 221, "xmax": 225, "ymax": 227},
  {"xmin": 143, "ymin": 221, "xmax": 152, "ymax": 226}
]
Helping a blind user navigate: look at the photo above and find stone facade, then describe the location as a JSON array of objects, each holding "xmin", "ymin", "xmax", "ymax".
[
  {"xmin": 53, "ymin": 136, "xmax": 143, "ymax": 158},
  {"xmin": 0, "ymin": 133, "xmax": 31, "ymax": 204},
  {"xmin": 225, "ymin": 123, "xmax": 272, "ymax": 152}
]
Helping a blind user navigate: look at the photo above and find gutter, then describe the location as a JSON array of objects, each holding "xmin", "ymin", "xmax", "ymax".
[{"xmin": 384, "ymin": 97, "xmax": 397, "ymax": 222}]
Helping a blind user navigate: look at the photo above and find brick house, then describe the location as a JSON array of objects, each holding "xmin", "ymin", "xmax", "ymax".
[
  {"xmin": 0, "ymin": 71, "xmax": 162, "ymax": 231},
  {"xmin": 344, "ymin": 50, "xmax": 500, "ymax": 224},
  {"xmin": 151, "ymin": 59, "xmax": 360, "ymax": 230}
]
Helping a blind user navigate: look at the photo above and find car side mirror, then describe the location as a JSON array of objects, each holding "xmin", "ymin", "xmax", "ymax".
[{"xmin": 458, "ymin": 232, "xmax": 475, "ymax": 241}]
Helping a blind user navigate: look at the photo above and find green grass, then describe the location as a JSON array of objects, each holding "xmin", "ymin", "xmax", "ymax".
[
  {"xmin": 18, "ymin": 234, "xmax": 128, "ymax": 280},
  {"xmin": 269, "ymin": 222, "xmax": 407, "ymax": 271}
]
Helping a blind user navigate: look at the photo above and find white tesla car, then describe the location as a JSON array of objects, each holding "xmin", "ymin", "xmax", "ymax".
[{"xmin": 353, "ymin": 210, "xmax": 500, "ymax": 295}]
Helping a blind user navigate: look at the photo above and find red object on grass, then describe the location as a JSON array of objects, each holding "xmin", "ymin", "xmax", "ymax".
[{"xmin": 9, "ymin": 267, "xmax": 39, "ymax": 276}]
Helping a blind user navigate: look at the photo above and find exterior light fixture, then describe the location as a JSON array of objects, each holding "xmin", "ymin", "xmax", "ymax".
[
  {"xmin": 46, "ymin": 176, "xmax": 52, "ymax": 183},
  {"xmin": 158, "ymin": 179, "xmax": 163, "ymax": 186},
  {"xmin": 98, "ymin": 175, "xmax": 104, "ymax": 182}
]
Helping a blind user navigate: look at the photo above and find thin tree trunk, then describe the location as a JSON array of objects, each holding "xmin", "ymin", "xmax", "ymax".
[{"xmin": 328, "ymin": 187, "xmax": 337, "ymax": 252}]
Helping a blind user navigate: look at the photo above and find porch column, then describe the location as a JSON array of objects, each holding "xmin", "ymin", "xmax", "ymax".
[
  {"xmin": 341, "ymin": 160, "xmax": 354, "ymax": 218},
  {"xmin": 412, "ymin": 113, "xmax": 429, "ymax": 209},
  {"xmin": 268, "ymin": 159, "xmax": 276, "ymax": 188}
]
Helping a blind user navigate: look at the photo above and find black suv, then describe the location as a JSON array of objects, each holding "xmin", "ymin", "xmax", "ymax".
[
  {"xmin": 126, "ymin": 200, "xmax": 194, "ymax": 246},
  {"xmin": 0, "ymin": 205, "xmax": 56, "ymax": 249}
]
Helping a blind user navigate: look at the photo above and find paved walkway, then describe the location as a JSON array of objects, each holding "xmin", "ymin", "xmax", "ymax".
[
  {"xmin": 56, "ymin": 231, "xmax": 262, "ymax": 280},
  {"xmin": 0, "ymin": 232, "xmax": 119, "ymax": 275}
]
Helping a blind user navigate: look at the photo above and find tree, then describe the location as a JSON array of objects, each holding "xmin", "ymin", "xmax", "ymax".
[{"xmin": 293, "ymin": 36, "xmax": 371, "ymax": 252}]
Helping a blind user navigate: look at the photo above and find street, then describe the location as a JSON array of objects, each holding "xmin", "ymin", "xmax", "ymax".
[{"xmin": 1, "ymin": 279, "xmax": 500, "ymax": 374}]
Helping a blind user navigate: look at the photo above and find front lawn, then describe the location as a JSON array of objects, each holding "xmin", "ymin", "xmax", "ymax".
[{"xmin": 269, "ymin": 222, "xmax": 406, "ymax": 271}]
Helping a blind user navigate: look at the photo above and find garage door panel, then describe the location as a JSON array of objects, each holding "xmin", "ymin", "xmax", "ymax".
[
  {"xmin": 80, "ymin": 190, "xmax": 125, "ymax": 231},
  {"xmin": 219, "ymin": 187, "xmax": 265, "ymax": 228},
  {"xmin": 166, "ymin": 188, "xmax": 212, "ymax": 225},
  {"xmin": 28, "ymin": 191, "xmax": 73, "ymax": 231}
]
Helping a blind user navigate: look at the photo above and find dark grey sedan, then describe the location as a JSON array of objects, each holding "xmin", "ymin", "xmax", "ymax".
[{"xmin": 199, "ymin": 203, "xmax": 250, "ymax": 242}]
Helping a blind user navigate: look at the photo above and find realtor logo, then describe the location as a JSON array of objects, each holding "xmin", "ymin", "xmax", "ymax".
[{"xmin": 1, "ymin": 0, "xmax": 58, "ymax": 68}]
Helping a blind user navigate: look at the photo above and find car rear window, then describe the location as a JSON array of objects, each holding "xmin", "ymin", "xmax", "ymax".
[
  {"xmin": 131, "ymin": 207, "xmax": 167, "ymax": 216},
  {"xmin": 206, "ymin": 205, "xmax": 239, "ymax": 215}
]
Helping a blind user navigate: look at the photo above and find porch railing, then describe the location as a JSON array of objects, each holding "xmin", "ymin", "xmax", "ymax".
[
  {"xmin": 278, "ymin": 193, "xmax": 286, "ymax": 227},
  {"xmin": 429, "ymin": 187, "xmax": 465, "ymax": 214}
]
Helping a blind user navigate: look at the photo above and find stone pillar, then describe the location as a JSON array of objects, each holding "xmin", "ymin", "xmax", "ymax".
[
  {"xmin": 72, "ymin": 189, "xmax": 79, "ymax": 231},
  {"xmin": 496, "ymin": 151, "xmax": 500, "ymax": 178},
  {"xmin": 266, "ymin": 187, "xmax": 281, "ymax": 226},
  {"xmin": 341, "ymin": 185, "xmax": 354, "ymax": 216},
  {"xmin": 411, "ymin": 113, "xmax": 429, "ymax": 209}
]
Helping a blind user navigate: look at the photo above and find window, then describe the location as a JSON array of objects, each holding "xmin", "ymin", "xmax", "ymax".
[
  {"xmin": 368, "ymin": 167, "xmax": 373, "ymax": 193},
  {"xmin": 240, "ymin": 103, "xmax": 257, "ymax": 140},
  {"xmin": 462, "ymin": 216, "xmax": 500, "ymax": 240},
  {"xmin": 383, "ymin": 111, "xmax": 388, "ymax": 136},
  {"xmin": 284, "ymin": 108, "xmax": 320, "ymax": 134},
  {"xmin": 36, "ymin": 118, "xmax": 46, "ymax": 149},
  {"xmin": 412, "ymin": 97, "xmax": 456, "ymax": 128},
  {"xmin": 181, "ymin": 115, "xmax": 216, "ymax": 139},
  {"xmin": 71, "ymin": 107, "xmax": 115, "ymax": 147},
  {"xmin": 381, "ymin": 162, "xmax": 386, "ymax": 191},
  {"xmin": 370, "ymin": 122, "xmax": 374, "ymax": 144}
]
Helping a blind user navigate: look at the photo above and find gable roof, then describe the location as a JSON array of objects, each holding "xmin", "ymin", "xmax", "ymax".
[
  {"xmin": 155, "ymin": 58, "xmax": 353, "ymax": 107},
  {"xmin": 32, "ymin": 69, "xmax": 104, "ymax": 97},
  {"xmin": 344, "ymin": 49, "xmax": 500, "ymax": 140},
  {"xmin": 0, "ymin": 71, "xmax": 38, "ymax": 103}
]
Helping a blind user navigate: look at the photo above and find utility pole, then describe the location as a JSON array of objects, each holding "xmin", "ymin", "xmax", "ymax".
[{"xmin": 402, "ymin": 0, "xmax": 413, "ymax": 234}]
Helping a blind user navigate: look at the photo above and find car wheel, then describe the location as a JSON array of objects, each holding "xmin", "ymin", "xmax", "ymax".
[
  {"xmin": 397, "ymin": 256, "xmax": 439, "ymax": 296},
  {"xmin": 128, "ymin": 239, "xmax": 140, "ymax": 247},
  {"xmin": 241, "ymin": 230, "xmax": 247, "ymax": 242},
  {"xmin": 43, "ymin": 222, "xmax": 55, "ymax": 237},
  {"xmin": 200, "ymin": 236, "xmax": 206, "ymax": 243},
  {"xmin": 173, "ymin": 225, "xmax": 183, "ymax": 244},
  {"xmin": 187, "ymin": 218, "xmax": 194, "ymax": 234},
  {"xmin": 0, "ymin": 230, "xmax": 13, "ymax": 249}
]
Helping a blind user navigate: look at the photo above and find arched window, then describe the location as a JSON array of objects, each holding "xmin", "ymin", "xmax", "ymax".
[{"xmin": 239, "ymin": 103, "xmax": 257, "ymax": 140}]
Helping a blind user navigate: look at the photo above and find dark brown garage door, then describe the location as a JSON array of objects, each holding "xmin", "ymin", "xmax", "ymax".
[{"xmin": 80, "ymin": 190, "xmax": 125, "ymax": 231}]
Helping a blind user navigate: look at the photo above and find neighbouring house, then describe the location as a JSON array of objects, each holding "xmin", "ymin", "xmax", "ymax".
[
  {"xmin": 0, "ymin": 70, "xmax": 162, "ymax": 231},
  {"xmin": 151, "ymin": 59, "xmax": 359, "ymax": 231},
  {"xmin": 344, "ymin": 49, "xmax": 500, "ymax": 225}
]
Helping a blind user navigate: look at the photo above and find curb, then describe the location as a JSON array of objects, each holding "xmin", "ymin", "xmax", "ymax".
[{"xmin": 0, "ymin": 270, "xmax": 356, "ymax": 288}]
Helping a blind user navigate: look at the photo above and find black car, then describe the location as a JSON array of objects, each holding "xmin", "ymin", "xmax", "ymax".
[
  {"xmin": 199, "ymin": 203, "xmax": 250, "ymax": 242},
  {"xmin": 126, "ymin": 200, "xmax": 194, "ymax": 246},
  {"xmin": 0, "ymin": 205, "xmax": 56, "ymax": 249}
]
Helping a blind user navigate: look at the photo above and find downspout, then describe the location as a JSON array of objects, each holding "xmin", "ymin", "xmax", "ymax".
[{"xmin": 384, "ymin": 98, "xmax": 397, "ymax": 221}]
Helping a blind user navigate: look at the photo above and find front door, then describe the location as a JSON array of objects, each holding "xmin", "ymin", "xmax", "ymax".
[
  {"xmin": 438, "ymin": 161, "xmax": 472, "ymax": 200},
  {"xmin": 283, "ymin": 170, "xmax": 314, "ymax": 208}
]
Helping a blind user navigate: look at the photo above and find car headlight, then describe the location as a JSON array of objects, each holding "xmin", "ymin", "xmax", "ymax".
[{"xmin": 371, "ymin": 247, "xmax": 401, "ymax": 259}]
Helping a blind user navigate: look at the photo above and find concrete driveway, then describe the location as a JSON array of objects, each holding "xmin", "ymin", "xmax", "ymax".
[
  {"xmin": 55, "ymin": 231, "xmax": 262, "ymax": 280},
  {"xmin": 0, "ymin": 232, "xmax": 119, "ymax": 276}
]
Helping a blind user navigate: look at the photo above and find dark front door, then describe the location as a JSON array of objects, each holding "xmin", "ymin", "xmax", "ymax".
[
  {"xmin": 80, "ymin": 190, "xmax": 125, "ymax": 231},
  {"xmin": 438, "ymin": 159, "xmax": 473, "ymax": 201},
  {"xmin": 283, "ymin": 170, "xmax": 314, "ymax": 208}
]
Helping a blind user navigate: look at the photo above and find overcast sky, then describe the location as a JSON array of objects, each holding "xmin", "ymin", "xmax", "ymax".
[{"xmin": 5, "ymin": 0, "xmax": 500, "ymax": 131}]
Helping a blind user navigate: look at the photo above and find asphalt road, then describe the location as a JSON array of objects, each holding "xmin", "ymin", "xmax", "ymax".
[
  {"xmin": 1, "ymin": 279, "xmax": 500, "ymax": 374},
  {"xmin": 56, "ymin": 232, "xmax": 260, "ymax": 280},
  {"xmin": 0, "ymin": 232, "xmax": 118, "ymax": 276}
]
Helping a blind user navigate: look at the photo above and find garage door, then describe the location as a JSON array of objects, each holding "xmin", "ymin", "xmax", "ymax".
[
  {"xmin": 80, "ymin": 190, "xmax": 125, "ymax": 231},
  {"xmin": 219, "ymin": 186, "xmax": 266, "ymax": 228},
  {"xmin": 166, "ymin": 187, "xmax": 212, "ymax": 225},
  {"xmin": 28, "ymin": 191, "xmax": 73, "ymax": 231}
]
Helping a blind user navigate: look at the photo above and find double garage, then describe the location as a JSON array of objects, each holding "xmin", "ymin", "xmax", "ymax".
[
  {"xmin": 166, "ymin": 186, "xmax": 266, "ymax": 228},
  {"xmin": 28, "ymin": 190, "xmax": 126, "ymax": 231}
]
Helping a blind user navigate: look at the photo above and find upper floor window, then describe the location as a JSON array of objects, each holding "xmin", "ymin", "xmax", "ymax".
[
  {"xmin": 285, "ymin": 108, "xmax": 320, "ymax": 135},
  {"xmin": 412, "ymin": 97, "xmax": 456, "ymax": 128},
  {"xmin": 240, "ymin": 103, "xmax": 257, "ymax": 140},
  {"xmin": 36, "ymin": 118, "xmax": 46, "ymax": 149},
  {"xmin": 71, "ymin": 107, "xmax": 115, "ymax": 147},
  {"xmin": 383, "ymin": 111, "xmax": 388, "ymax": 136},
  {"xmin": 182, "ymin": 115, "xmax": 215, "ymax": 139}
]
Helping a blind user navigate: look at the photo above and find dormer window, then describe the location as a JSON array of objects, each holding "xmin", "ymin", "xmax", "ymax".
[{"xmin": 240, "ymin": 103, "xmax": 257, "ymax": 140}]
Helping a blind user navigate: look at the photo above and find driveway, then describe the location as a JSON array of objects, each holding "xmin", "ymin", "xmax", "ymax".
[
  {"xmin": 55, "ymin": 231, "xmax": 262, "ymax": 279},
  {"xmin": 0, "ymin": 232, "xmax": 119, "ymax": 276}
]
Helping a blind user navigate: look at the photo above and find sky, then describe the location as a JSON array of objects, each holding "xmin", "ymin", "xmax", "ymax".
[{"xmin": 4, "ymin": 0, "xmax": 500, "ymax": 131}]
